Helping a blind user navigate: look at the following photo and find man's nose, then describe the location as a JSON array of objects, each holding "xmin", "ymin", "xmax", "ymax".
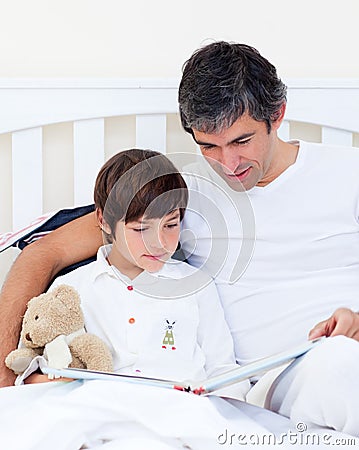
[{"xmin": 220, "ymin": 147, "xmax": 242, "ymax": 172}]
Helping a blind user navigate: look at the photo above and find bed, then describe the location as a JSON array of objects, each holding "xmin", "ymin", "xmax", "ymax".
[{"xmin": 0, "ymin": 78, "xmax": 359, "ymax": 448}]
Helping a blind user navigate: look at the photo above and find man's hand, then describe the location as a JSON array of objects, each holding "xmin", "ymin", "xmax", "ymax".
[
  {"xmin": 0, "ymin": 368, "xmax": 16, "ymax": 388},
  {"xmin": 309, "ymin": 307, "xmax": 359, "ymax": 341}
]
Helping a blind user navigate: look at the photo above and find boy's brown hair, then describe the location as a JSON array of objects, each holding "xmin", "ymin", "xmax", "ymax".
[{"xmin": 94, "ymin": 149, "xmax": 188, "ymax": 239}]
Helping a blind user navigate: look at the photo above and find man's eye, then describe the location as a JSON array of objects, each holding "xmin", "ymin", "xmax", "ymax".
[
  {"xmin": 200, "ymin": 145, "xmax": 215, "ymax": 151},
  {"xmin": 133, "ymin": 228, "xmax": 147, "ymax": 232},
  {"xmin": 235, "ymin": 139, "xmax": 251, "ymax": 145}
]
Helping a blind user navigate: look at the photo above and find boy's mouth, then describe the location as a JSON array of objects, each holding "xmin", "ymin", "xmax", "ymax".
[{"xmin": 144, "ymin": 253, "xmax": 167, "ymax": 261}]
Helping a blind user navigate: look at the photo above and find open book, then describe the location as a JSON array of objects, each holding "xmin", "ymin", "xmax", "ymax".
[{"xmin": 42, "ymin": 337, "xmax": 325, "ymax": 395}]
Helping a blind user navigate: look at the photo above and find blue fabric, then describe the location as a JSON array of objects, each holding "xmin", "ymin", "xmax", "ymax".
[
  {"xmin": 14, "ymin": 205, "xmax": 95, "ymax": 251},
  {"xmin": 5, "ymin": 203, "xmax": 186, "ymax": 279},
  {"xmin": 13, "ymin": 204, "xmax": 96, "ymax": 277}
]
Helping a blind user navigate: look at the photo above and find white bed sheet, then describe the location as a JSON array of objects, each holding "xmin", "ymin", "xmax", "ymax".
[{"xmin": 0, "ymin": 380, "xmax": 354, "ymax": 449}]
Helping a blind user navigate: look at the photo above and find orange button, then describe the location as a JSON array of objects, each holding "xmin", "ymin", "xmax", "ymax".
[{"xmin": 128, "ymin": 317, "xmax": 135, "ymax": 324}]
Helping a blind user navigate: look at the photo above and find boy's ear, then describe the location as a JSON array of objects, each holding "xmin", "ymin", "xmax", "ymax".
[{"xmin": 96, "ymin": 208, "xmax": 111, "ymax": 235}]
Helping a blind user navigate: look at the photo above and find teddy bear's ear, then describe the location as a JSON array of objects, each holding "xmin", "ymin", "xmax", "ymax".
[
  {"xmin": 26, "ymin": 292, "xmax": 47, "ymax": 308},
  {"xmin": 51, "ymin": 284, "xmax": 81, "ymax": 309}
]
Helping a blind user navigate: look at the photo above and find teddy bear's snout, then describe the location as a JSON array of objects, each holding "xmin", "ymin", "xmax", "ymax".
[{"xmin": 25, "ymin": 333, "xmax": 32, "ymax": 342}]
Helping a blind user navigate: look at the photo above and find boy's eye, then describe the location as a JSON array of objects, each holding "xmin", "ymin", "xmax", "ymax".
[
  {"xmin": 166, "ymin": 223, "xmax": 179, "ymax": 229},
  {"xmin": 133, "ymin": 228, "xmax": 147, "ymax": 232}
]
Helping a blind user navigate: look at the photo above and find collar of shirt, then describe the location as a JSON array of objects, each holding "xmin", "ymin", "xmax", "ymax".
[{"xmin": 90, "ymin": 245, "xmax": 189, "ymax": 284}]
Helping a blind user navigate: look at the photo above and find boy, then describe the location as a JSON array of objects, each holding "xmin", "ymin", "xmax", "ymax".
[{"xmin": 25, "ymin": 148, "xmax": 249, "ymax": 395}]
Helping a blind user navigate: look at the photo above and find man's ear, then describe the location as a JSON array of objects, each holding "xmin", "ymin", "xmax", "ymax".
[
  {"xmin": 271, "ymin": 102, "xmax": 287, "ymax": 132},
  {"xmin": 96, "ymin": 208, "xmax": 111, "ymax": 235}
]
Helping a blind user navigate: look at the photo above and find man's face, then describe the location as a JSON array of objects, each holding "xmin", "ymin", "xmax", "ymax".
[{"xmin": 192, "ymin": 112, "xmax": 282, "ymax": 191}]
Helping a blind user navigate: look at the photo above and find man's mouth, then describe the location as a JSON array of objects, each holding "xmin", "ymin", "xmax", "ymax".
[{"xmin": 225, "ymin": 166, "xmax": 251, "ymax": 181}]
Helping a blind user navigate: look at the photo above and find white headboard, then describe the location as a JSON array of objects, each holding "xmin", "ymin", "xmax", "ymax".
[
  {"xmin": 0, "ymin": 79, "xmax": 181, "ymax": 231},
  {"xmin": 1, "ymin": 78, "xmax": 359, "ymax": 231},
  {"xmin": 0, "ymin": 78, "xmax": 359, "ymax": 285}
]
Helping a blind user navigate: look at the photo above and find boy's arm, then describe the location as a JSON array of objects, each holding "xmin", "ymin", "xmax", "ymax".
[{"xmin": 0, "ymin": 212, "xmax": 103, "ymax": 387}]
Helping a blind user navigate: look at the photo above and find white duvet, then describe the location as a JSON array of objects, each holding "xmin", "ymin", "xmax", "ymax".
[{"xmin": 0, "ymin": 380, "xmax": 354, "ymax": 449}]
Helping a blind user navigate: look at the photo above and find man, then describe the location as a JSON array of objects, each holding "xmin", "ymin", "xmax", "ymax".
[
  {"xmin": 1, "ymin": 41, "xmax": 359, "ymax": 435},
  {"xmin": 177, "ymin": 42, "xmax": 359, "ymax": 435}
]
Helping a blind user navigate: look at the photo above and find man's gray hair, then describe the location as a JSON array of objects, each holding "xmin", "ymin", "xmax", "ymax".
[{"xmin": 178, "ymin": 41, "xmax": 287, "ymax": 134}]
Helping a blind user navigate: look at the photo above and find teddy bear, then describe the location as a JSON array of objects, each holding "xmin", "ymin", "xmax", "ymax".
[{"xmin": 5, "ymin": 284, "xmax": 113, "ymax": 377}]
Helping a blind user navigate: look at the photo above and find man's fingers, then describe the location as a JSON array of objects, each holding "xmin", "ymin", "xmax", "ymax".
[
  {"xmin": 308, "ymin": 320, "xmax": 329, "ymax": 339},
  {"xmin": 308, "ymin": 309, "xmax": 359, "ymax": 342},
  {"xmin": 330, "ymin": 308, "xmax": 359, "ymax": 339}
]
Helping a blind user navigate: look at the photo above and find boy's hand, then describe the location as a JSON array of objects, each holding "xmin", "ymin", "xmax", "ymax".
[
  {"xmin": 24, "ymin": 373, "xmax": 74, "ymax": 384},
  {"xmin": 309, "ymin": 307, "xmax": 359, "ymax": 341}
]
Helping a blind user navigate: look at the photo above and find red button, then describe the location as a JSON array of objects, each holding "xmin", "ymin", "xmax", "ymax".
[
  {"xmin": 127, "ymin": 285, "xmax": 133, "ymax": 291},
  {"xmin": 129, "ymin": 317, "xmax": 135, "ymax": 324}
]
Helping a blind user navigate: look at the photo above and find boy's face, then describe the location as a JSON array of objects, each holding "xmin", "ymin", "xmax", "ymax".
[{"xmin": 109, "ymin": 209, "xmax": 181, "ymax": 276}]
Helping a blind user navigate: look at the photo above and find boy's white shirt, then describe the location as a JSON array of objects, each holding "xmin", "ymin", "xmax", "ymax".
[{"xmin": 18, "ymin": 245, "xmax": 249, "ymax": 399}]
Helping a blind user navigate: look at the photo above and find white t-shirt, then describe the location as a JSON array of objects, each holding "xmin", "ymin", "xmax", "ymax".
[
  {"xmin": 51, "ymin": 245, "xmax": 245, "ymax": 387},
  {"xmin": 181, "ymin": 141, "xmax": 359, "ymax": 365}
]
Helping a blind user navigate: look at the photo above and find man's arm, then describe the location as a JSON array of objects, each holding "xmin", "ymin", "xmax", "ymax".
[{"xmin": 0, "ymin": 212, "xmax": 103, "ymax": 387}]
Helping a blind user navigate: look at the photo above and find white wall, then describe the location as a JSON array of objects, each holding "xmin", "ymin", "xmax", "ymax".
[{"xmin": 0, "ymin": 0, "xmax": 358, "ymax": 78}]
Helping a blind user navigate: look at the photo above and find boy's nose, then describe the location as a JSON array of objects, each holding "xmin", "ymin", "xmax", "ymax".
[{"xmin": 145, "ymin": 230, "xmax": 165, "ymax": 251}]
